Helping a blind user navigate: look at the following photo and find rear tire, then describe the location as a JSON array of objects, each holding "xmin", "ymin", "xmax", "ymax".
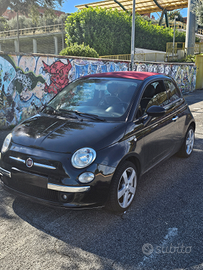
[
  {"xmin": 177, "ymin": 126, "xmax": 195, "ymax": 158},
  {"xmin": 106, "ymin": 161, "xmax": 137, "ymax": 213}
]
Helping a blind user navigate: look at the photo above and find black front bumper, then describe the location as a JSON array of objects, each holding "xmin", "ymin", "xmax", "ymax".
[
  {"xmin": 0, "ymin": 141, "xmax": 116, "ymax": 209},
  {"xmin": 0, "ymin": 166, "xmax": 110, "ymax": 209}
]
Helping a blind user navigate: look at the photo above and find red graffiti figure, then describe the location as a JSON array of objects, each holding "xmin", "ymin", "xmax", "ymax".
[{"xmin": 43, "ymin": 60, "xmax": 72, "ymax": 94}]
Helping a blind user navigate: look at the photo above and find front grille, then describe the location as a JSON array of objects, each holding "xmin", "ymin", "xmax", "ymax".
[{"xmin": 5, "ymin": 178, "xmax": 59, "ymax": 202}]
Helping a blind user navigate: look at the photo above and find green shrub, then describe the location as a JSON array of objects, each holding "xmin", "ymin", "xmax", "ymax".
[
  {"xmin": 134, "ymin": 16, "xmax": 185, "ymax": 51},
  {"xmin": 170, "ymin": 54, "xmax": 196, "ymax": 63},
  {"xmin": 59, "ymin": 43, "xmax": 99, "ymax": 58},
  {"xmin": 183, "ymin": 55, "xmax": 196, "ymax": 62},
  {"xmin": 65, "ymin": 7, "xmax": 187, "ymax": 56}
]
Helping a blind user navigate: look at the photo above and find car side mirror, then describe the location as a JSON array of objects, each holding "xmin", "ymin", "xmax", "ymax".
[{"xmin": 146, "ymin": 105, "xmax": 166, "ymax": 117}]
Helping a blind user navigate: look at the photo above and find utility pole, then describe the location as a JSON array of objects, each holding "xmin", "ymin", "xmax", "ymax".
[
  {"xmin": 185, "ymin": 0, "xmax": 196, "ymax": 55},
  {"xmin": 17, "ymin": 11, "xmax": 20, "ymax": 53},
  {"xmin": 62, "ymin": 19, "xmax": 65, "ymax": 50},
  {"xmin": 130, "ymin": 0, "xmax": 136, "ymax": 71},
  {"xmin": 172, "ymin": 15, "xmax": 178, "ymax": 60}
]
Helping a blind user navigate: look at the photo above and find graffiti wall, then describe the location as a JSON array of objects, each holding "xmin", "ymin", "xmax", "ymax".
[
  {"xmin": 0, "ymin": 53, "xmax": 196, "ymax": 129},
  {"xmin": 134, "ymin": 62, "xmax": 196, "ymax": 94},
  {"xmin": 0, "ymin": 54, "xmax": 128, "ymax": 128}
]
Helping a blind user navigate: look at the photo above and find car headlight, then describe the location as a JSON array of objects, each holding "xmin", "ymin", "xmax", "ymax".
[
  {"xmin": 1, "ymin": 133, "xmax": 12, "ymax": 153},
  {"xmin": 71, "ymin": 147, "xmax": 96, "ymax": 169}
]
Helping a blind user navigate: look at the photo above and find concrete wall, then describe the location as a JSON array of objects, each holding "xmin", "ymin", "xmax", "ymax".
[
  {"xmin": 133, "ymin": 61, "xmax": 196, "ymax": 94},
  {"xmin": 0, "ymin": 53, "xmax": 196, "ymax": 129}
]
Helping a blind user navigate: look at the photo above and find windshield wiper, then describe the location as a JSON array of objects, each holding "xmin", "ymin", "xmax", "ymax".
[
  {"xmin": 41, "ymin": 104, "xmax": 58, "ymax": 114},
  {"xmin": 42, "ymin": 106, "xmax": 78, "ymax": 119},
  {"xmin": 70, "ymin": 110, "xmax": 106, "ymax": 122},
  {"xmin": 43, "ymin": 107, "xmax": 105, "ymax": 121},
  {"xmin": 57, "ymin": 109, "xmax": 79, "ymax": 119}
]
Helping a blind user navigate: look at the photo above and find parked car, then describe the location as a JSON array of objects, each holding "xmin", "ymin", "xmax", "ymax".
[{"xmin": 0, "ymin": 71, "xmax": 195, "ymax": 212}]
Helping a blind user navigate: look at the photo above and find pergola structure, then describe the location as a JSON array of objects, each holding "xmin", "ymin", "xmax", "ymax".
[{"xmin": 75, "ymin": 0, "xmax": 188, "ymax": 15}]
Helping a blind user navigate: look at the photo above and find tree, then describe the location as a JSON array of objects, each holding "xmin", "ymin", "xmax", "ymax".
[
  {"xmin": 142, "ymin": 15, "xmax": 158, "ymax": 24},
  {"xmin": 192, "ymin": 0, "xmax": 203, "ymax": 26},
  {"xmin": 0, "ymin": 16, "xmax": 9, "ymax": 31},
  {"xmin": 8, "ymin": 15, "xmax": 34, "ymax": 29},
  {"xmin": 168, "ymin": 10, "xmax": 184, "ymax": 22},
  {"xmin": 0, "ymin": 0, "xmax": 64, "ymax": 17}
]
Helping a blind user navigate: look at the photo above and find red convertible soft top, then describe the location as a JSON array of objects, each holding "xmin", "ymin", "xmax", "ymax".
[{"xmin": 83, "ymin": 71, "xmax": 161, "ymax": 81}]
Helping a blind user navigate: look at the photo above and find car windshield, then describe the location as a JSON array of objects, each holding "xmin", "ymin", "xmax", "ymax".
[{"xmin": 47, "ymin": 77, "xmax": 141, "ymax": 120}]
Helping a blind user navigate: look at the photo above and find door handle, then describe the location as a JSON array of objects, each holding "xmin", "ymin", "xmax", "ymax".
[{"xmin": 172, "ymin": 116, "xmax": 178, "ymax": 122}]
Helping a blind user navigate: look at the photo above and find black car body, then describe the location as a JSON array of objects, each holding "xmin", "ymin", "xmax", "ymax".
[{"xmin": 0, "ymin": 71, "xmax": 195, "ymax": 212}]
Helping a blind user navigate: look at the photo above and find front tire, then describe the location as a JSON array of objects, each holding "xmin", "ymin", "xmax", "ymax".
[
  {"xmin": 178, "ymin": 126, "xmax": 195, "ymax": 158},
  {"xmin": 106, "ymin": 161, "xmax": 137, "ymax": 213}
]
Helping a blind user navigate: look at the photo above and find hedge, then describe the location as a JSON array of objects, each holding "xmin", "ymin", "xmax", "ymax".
[{"xmin": 65, "ymin": 7, "xmax": 186, "ymax": 56}]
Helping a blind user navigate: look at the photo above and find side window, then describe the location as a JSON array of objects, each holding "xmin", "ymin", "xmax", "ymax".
[
  {"xmin": 164, "ymin": 80, "xmax": 181, "ymax": 103},
  {"xmin": 138, "ymin": 81, "xmax": 168, "ymax": 117}
]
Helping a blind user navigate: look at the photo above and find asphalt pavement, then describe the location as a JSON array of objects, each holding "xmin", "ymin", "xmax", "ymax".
[{"xmin": 0, "ymin": 90, "xmax": 203, "ymax": 270}]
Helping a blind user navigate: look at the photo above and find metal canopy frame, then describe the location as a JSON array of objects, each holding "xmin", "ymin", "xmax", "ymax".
[{"xmin": 76, "ymin": 0, "xmax": 188, "ymax": 14}]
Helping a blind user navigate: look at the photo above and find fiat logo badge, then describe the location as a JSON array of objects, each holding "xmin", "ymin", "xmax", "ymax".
[{"xmin": 26, "ymin": 158, "xmax": 34, "ymax": 168}]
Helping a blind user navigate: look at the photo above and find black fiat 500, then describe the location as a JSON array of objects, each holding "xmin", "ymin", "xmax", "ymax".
[{"xmin": 0, "ymin": 71, "xmax": 195, "ymax": 212}]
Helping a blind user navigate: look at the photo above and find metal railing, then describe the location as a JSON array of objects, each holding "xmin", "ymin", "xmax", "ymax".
[
  {"xmin": 166, "ymin": 42, "xmax": 203, "ymax": 54},
  {"xmin": 100, "ymin": 54, "xmax": 131, "ymax": 60},
  {"xmin": 100, "ymin": 53, "xmax": 166, "ymax": 62},
  {"xmin": 166, "ymin": 42, "xmax": 185, "ymax": 54},
  {"xmin": 194, "ymin": 43, "xmax": 203, "ymax": 54},
  {"xmin": 100, "ymin": 43, "xmax": 203, "ymax": 63},
  {"xmin": 0, "ymin": 23, "xmax": 64, "ymax": 39},
  {"xmin": 155, "ymin": 21, "xmax": 187, "ymax": 30},
  {"xmin": 153, "ymin": 21, "xmax": 203, "ymax": 36},
  {"xmin": 1, "ymin": 21, "xmax": 203, "ymax": 40},
  {"xmin": 166, "ymin": 42, "xmax": 203, "ymax": 61}
]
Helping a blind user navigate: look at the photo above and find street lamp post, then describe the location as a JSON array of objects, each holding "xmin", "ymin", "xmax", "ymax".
[
  {"xmin": 62, "ymin": 19, "xmax": 65, "ymax": 50},
  {"xmin": 172, "ymin": 15, "xmax": 178, "ymax": 60},
  {"xmin": 130, "ymin": 0, "xmax": 136, "ymax": 71},
  {"xmin": 17, "ymin": 11, "xmax": 20, "ymax": 53}
]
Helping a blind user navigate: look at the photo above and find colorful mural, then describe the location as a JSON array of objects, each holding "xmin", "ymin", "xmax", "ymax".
[
  {"xmin": 0, "ymin": 54, "xmax": 129, "ymax": 128},
  {"xmin": 43, "ymin": 60, "xmax": 72, "ymax": 94},
  {"xmin": 0, "ymin": 53, "xmax": 196, "ymax": 129},
  {"xmin": 134, "ymin": 62, "xmax": 196, "ymax": 93}
]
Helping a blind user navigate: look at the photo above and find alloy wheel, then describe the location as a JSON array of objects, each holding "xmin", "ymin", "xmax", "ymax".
[
  {"xmin": 186, "ymin": 128, "xmax": 194, "ymax": 155},
  {"xmin": 117, "ymin": 167, "xmax": 137, "ymax": 209}
]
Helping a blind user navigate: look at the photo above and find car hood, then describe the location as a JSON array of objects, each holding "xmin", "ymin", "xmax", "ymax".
[{"xmin": 11, "ymin": 114, "xmax": 126, "ymax": 153}]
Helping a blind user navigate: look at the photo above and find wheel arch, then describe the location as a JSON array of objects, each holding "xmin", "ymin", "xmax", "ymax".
[
  {"xmin": 189, "ymin": 121, "xmax": 195, "ymax": 131},
  {"xmin": 115, "ymin": 153, "xmax": 142, "ymax": 179},
  {"xmin": 105, "ymin": 153, "xmax": 141, "ymax": 212}
]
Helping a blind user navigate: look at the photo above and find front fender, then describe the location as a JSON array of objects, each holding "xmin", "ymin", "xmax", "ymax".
[{"xmin": 96, "ymin": 136, "xmax": 142, "ymax": 174}]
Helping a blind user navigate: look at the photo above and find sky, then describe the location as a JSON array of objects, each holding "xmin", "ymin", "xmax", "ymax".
[
  {"xmin": 60, "ymin": 0, "xmax": 99, "ymax": 13},
  {"xmin": 59, "ymin": 0, "xmax": 188, "ymax": 18}
]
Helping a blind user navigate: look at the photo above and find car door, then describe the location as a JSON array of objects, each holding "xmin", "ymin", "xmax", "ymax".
[
  {"xmin": 163, "ymin": 79, "xmax": 187, "ymax": 152},
  {"xmin": 133, "ymin": 80, "xmax": 177, "ymax": 173}
]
